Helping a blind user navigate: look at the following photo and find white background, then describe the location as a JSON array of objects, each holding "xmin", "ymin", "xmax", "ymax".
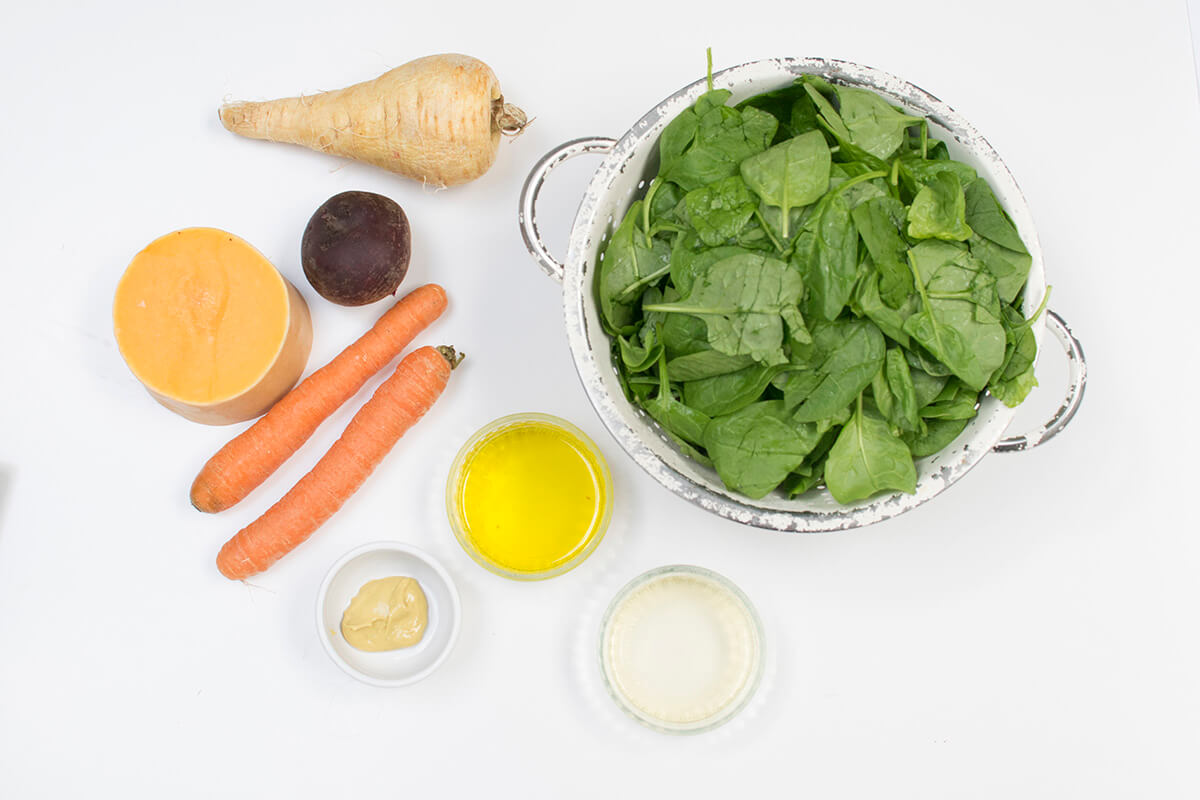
[{"xmin": 2, "ymin": 1, "xmax": 1198, "ymax": 797}]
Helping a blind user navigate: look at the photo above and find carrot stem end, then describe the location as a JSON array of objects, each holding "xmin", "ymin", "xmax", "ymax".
[{"xmin": 436, "ymin": 345, "xmax": 465, "ymax": 369}]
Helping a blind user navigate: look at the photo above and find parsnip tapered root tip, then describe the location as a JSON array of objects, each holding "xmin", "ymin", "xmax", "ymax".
[{"xmin": 217, "ymin": 54, "xmax": 528, "ymax": 187}]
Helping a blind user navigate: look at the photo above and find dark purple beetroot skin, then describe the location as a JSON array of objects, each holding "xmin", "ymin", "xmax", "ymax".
[{"xmin": 301, "ymin": 191, "xmax": 411, "ymax": 306}]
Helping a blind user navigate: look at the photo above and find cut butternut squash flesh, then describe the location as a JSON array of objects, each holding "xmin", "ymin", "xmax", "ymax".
[{"xmin": 114, "ymin": 228, "xmax": 312, "ymax": 425}]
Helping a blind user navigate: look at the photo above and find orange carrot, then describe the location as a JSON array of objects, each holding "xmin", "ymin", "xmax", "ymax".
[
  {"xmin": 191, "ymin": 283, "xmax": 447, "ymax": 513},
  {"xmin": 217, "ymin": 345, "xmax": 463, "ymax": 580}
]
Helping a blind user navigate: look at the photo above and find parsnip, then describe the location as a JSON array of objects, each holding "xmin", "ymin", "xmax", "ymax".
[{"xmin": 218, "ymin": 54, "xmax": 527, "ymax": 187}]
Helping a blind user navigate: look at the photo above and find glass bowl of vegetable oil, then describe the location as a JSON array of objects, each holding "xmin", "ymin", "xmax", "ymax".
[
  {"xmin": 599, "ymin": 565, "xmax": 764, "ymax": 734},
  {"xmin": 445, "ymin": 413, "xmax": 613, "ymax": 580}
]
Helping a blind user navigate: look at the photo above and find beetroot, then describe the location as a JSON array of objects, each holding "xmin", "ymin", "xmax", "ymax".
[{"xmin": 301, "ymin": 191, "xmax": 410, "ymax": 306}]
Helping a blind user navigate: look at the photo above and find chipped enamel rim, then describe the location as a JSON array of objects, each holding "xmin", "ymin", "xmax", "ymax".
[{"xmin": 545, "ymin": 58, "xmax": 1052, "ymax": 532}]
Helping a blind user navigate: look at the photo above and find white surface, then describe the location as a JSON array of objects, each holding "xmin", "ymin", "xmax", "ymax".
[
  {"xmin": 316, "ymin": 542, "xmax": 461, "ymax": 687},
  {"xmin": 1191, "ymin": 0, "xmax": 1200, "ymax": 96},
  {"xmin": 1, "ymin": 1, "xmax": 1198, "ymax": 797}
]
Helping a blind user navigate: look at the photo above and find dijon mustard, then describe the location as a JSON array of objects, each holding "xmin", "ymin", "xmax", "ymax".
[{"xmin": 340, "ymin": 576, "xmax": 428, "ymax": 652}]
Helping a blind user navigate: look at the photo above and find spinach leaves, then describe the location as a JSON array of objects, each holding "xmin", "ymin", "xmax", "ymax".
[
  {"xmin": 739, "ymin": 130, "xmax": 831, "ymax": 238},
  {"xmin": 825, "ymin": 395, "xmax": 918, "ymax": 503},
  {"xmin": 794, "ymin": 192, "xmax": 859, "ymax": 321},
  {"xmin": 852, "ymin": 196, "xmax": 913, "ymax": 307},
  {"xmin": 903, "ymin": 241, "xmax": 1005, "ymax": 391},
  {"xmin": 833, "ymin": 85, "xmax": 924, "ymax": 160},
  {"xmin": 779, "ymin": 318, "xmax": 885, "ymax": 422},
  {"xmin": 642, "ymin": 351, "xmax": 713, "ymax": 457},
  {"xmin": 685, "ymin": 176, "xmax": 759, "ymax": 246},
  {"xmin": 598, "ymin": 200, "xmax": 671, "ymax": 334},
  {"xmin": 596, "ymin": 59, "xmax": 1040, "ymax": 504},
  {"xmin": 643, "ymin": 252, "xmax": 805, "ymax": 365},
  {"xmin": 703, "ymin": 402, "xmax": 811, "ymax": 498},
  {"xmin": 660, "ymin": 90, "xmax": 778, "ymax": 192},
  {"xmin": 907, "ymin": 171, "xmax": 973, "ymax": 242}
]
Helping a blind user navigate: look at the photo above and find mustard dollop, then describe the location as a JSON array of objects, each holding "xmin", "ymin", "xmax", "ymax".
[{"xmin": 340, "ymin": 576, "xmax": 428, "ymax": 652}]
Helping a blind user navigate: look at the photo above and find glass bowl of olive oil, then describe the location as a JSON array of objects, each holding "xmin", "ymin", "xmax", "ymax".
[{"xmin": 446, "ymin": 413, "xmax": 613, "ymax": 580}]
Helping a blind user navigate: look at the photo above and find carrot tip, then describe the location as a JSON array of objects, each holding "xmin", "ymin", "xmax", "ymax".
[{"xmin": 190, "ymin": 484, "xmax": 222, "ymax": 514}]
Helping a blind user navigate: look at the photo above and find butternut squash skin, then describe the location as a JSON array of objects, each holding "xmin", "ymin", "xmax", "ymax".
[{"xmin": 218, "ymin": 54, "xmax": 527, "ymax": 187}]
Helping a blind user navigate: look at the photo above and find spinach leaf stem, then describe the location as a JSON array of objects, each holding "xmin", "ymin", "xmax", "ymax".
[{"xmin": 752, "ymin": 208, "xmax": 787, "ymax": 253}]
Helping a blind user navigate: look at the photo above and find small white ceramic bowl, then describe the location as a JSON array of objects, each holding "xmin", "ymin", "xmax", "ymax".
[{"xmin": 317, "ymin": 542, "xmax": 461, "ymax": 687}]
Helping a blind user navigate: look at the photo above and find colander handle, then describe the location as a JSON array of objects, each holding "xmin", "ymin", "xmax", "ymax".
[
  {"xmin": 993, "ymin": 310, "xmax": 1087, "ymax": 453},
  {"xmin": 519, "ymin": 137, "xmax": 617, "ymax": 282}
]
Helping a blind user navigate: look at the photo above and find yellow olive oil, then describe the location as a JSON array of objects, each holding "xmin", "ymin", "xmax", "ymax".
[{"xmin": 454, "ymin": 419, "xmax": 608, "ymax": 575}]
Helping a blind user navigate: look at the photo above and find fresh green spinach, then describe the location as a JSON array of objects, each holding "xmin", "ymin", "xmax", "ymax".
[
  {"xmin": 738, "ymin": 130, "xmax": 832, "ymax": 239},
  {"xmin": 666, "ymin": 350, "xmax": 755, "ymax": 381},
  {"xmin": 903, "ymin": 417, "xmax": 970, "ymax": 457},
  {"xmin": 988, "ymin": 293, "xmax": 1048, "ymax": 407},
  {"xmin": 851, "ymin": 268, "xmax": 918, "ymax": 348},
  {"xmin": 703, "ymin": 401, "xmax": 813, "ymax": 499},
  {"xmin": 903, "ymin": 241, "xmax": 1005, "ymax": 391},
  {"xmin": 684, "ymin": 176, "xmax": 759, "ymax": 246},
  {"xmin": 778, "ymin": 318, "xmax": 885, "ymax": 422},
  {"xmin": 907, "ymin": 171, "xmax": 973, "ymax": 242},
  {"xmin": 834, "ymin": 85, "xmax": 923, "ymax": 160},
  {"xmin": 642, "ymin": 351, "xmax": 713, "ymax": 449},
  {"xmin": 964, "ymin": 179, "xmax": 1026, "ymax": 252},
  {"xmin": 644, "ymin": 252, "xmax": 807, "ymax": 365},
  {"xmin": 896, "ymin": 154, "xmax": 977, "ymax": 199},
  {"xmin": 683, "ymin": 362, "xmax": 786, "ymax": 417},
  {"xmin": 969, "ymin": 234, "xmax": 1032, "ymax": 305},
  {"xmin": 595, "ymin": 58, "xmax": 1040, "ymax": 504},
  {"xmin": 597, "ymin": 201, "xmax": 671, "ymax": 334},
  {"xmin": 920, "ymin": 378, "xmax": 980, "ymax": 420},
  {"xmin": 663, "ymin": 93, "xmax": 778, "ymax": 192},
  {"xmin": 794, "ymin": 192, "xmax": 858, "ymax": 321},
  {"xmin": 872, "ymin": 347, "xmax": 920, "ymax": 432},
  {"xmin": 618, "ymin": 331, "xmax": 662, "ymax": 373},
  {"xmin": 852, "ymin": 195, "xmax": 913, "ymax": 307},
  {"xmin": 825, "ymin": 395, "xmax": 917, "ymax": 503}
]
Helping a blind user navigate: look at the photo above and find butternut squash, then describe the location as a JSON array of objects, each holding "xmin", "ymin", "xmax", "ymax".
[{"xmin": 113, "ymin": 228, "xmax": 312, "ymax": 425}]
